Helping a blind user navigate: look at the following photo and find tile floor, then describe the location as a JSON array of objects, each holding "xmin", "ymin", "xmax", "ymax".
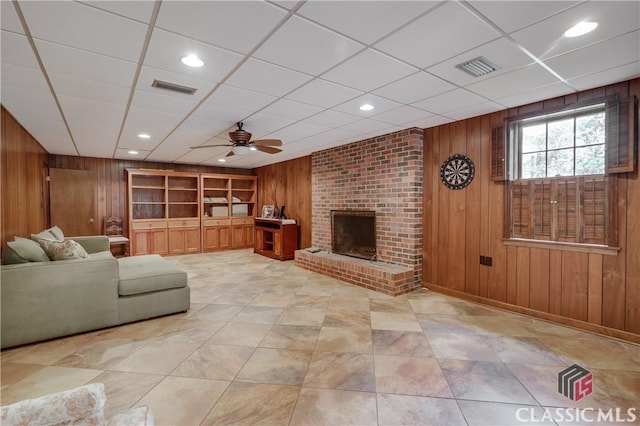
[{"xmin": 1, "ymin": 249, "xmax": 638, "ymax": 425}]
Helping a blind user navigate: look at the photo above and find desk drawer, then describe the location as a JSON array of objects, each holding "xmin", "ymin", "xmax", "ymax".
[
  {"xmin": 168, "ymin": 219, "xmax": 199, "ymax": 228},
  {"xmin": 132, "ymin": 220, "xmax": 167, "ymax": 230}
]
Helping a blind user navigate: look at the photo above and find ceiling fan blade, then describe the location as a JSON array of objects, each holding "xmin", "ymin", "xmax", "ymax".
[
  {"xmin": 225, "ymin": 150, "xmax": 235, "ymax": 157},
  {"xmin": 189, "ymin": 144, "xmax": 232, "ymax": 149},
  {"xmin": 253, "ymin": 139, "xmax": 282, "ymax": 147},
  {"xmin": 256, "ymin": 146, "xmax": 282, "ymax": 154}
]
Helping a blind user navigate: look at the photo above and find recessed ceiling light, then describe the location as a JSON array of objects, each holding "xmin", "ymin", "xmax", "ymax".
[
  {"xmin": 180, "ymin": 54, "xmax": 204, "ymax": 68},
  {"xmin": 359, "ymin": 104, "xmax": 374, "ymax": 111},
  {"xmin": 137, "ymin": 133, "xmax": 151, "ymax": 139},
  {"xmin": 128, "ymin": 150, "xmax": 139, "ymax": 155},
  {"xmin": 218, "ymin": 158, "xmax": 226, "ymax": 163},
  {"xmin": 564, "ymin": 21, "xmax": 598, "ymax": 38}
]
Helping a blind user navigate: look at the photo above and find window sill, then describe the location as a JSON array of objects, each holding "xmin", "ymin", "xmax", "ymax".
[{"xmin": 503, "ymin": 238, "xmax": 620, "ymax": 256}]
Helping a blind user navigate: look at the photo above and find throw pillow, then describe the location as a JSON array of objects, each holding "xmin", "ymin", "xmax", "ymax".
[
  {"xmin": 6, "ymin": 237, "xmax": 50, "ymax": 263},
  {"xmin": 47, "ymin": 226, "xmax": 65, "ymax": 240},
  {"xmin": 30, "ymin": 230, "xmax": 59, "ymax": 245},
  {"xmin": 38, "ymin": 239, "xmax": 89, "ymax": 261}
]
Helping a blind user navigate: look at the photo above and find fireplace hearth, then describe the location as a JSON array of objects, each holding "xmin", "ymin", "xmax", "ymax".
[{"xmin": 331, "ymin": 210, "xmax": 376, "ymax": 261}]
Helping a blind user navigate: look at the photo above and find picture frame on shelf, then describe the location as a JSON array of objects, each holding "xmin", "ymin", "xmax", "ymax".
[{"xmin": 261, "ymin": 205, "xmax": 275, "ymax": 218}]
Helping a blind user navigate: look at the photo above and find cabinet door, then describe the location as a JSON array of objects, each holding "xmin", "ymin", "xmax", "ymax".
[
  {"xmin": 255, "ymin": 227, "xmax": 263, "ymax": 252},
  {"xmin": 185, "ymin": 227, "xmax": 200, "ymax": 253},
  {"xmin": 274, "ymin": 232, "xmax": 282, "ymax": 256},
  {"xmin": 232, "ymin": 226, "xmax": 245, "ymax": 248},
  {"xmin": 203, "ymin": 226, "xmax": 231, "ymax": 251},
  {"xmin": 168, "ymin": 228, "xmax": 186, "ymax": 254},
  {"xmin": 219, "ymin": 226, "xmax": 231, "ymax": 250},
  {"xmin": 244, "ymin": 225, "xmax": 254, "ymax": 247},
  {"xmin": 132, "ymin": 229, "xmax": 151, "ymax": 255},
  {"xmin": 150, "ymin": 229, "xmax": 168, "ymax": 255}
]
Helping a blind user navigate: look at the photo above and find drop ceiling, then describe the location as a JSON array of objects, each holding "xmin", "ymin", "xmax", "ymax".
[{"xmin": 1, "ymin": 1, "xmax": 638, "ymax": 169}]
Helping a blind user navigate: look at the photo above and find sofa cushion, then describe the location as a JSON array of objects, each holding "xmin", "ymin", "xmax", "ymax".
[
  {"xmin": 5, "ymin": 237, "xmax": 50, "ymax": 263},
  {"xmin": 39, "ymin": 239, "xmax": 90, "ymax": 261},
  {"xmin": 118, "ymin": 255, "xmax": 187, "ymax": 296}
]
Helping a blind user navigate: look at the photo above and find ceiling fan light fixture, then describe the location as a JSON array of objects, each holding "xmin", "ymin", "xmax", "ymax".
[
  {"xmin": 180, "ymin": 54, "xmax": 204, "ymax": 68},
  {"xmin": 232, "ymin": 145, "xmax": 251, "ymax": 155},
  {"xmin": 564, "ymin": 21, "xmax": 598, "ymax": 38}
]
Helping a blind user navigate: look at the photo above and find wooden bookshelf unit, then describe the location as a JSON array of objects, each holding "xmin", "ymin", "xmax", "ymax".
[{"xmin": 254, "ymin": 218, "xmax": 298, "ymax": 261}]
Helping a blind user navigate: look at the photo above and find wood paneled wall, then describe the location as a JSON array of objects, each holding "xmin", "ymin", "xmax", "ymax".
[
  {"xmin": 47, "ymin": 155, "xmax": 253, "ymax": 238},
  {"xmin": 423, "ymin": 79, "xmax": 640, "ymax": 342},
  {"xmin": 256, "ymin": 156, "xmax": 312, "ymax": 249},
  {"xmin": 1, "ymin": 107, "xmax": 49, "ymax": 245}
]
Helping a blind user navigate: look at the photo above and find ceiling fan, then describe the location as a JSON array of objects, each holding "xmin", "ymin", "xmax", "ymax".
[{"xmin": 190, "ymin": 122, "xmax": 282, "ymax": 156}]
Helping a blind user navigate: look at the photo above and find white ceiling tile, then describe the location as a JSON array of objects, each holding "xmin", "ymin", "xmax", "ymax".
[
  {"xmin": 156, "ymin": 1, "xmax": 287, "ymax": 54},
  {"xmin": 494, "ymin": 82, "xmax": 575, "ymax": 108},
  {"xmin": 1, "ymin": 1, "xmax": 24, "ymax": 34},
  {"xmin": 260, "ymin": 99, "xmax": 324, "ymax": 121},
  {"xmin": 20, "ymin": 1, "xmax": 147, "ymax": 62},
  {"xmin": 402, "ymin": 115, "xmax": 454, "ymax": 129},
  {"xmin": 225, "ymin": 58, "xmax": 313, "ymax": 97},
  {"xmin": 144, "ymin": 29, "xmax": 243, "ymax": 83},
  {"xmin": 371, "ymin": 106, "xmax": 434, "ymax": 126},
  {"xmin": 411, "ymin": 88, "xmax": 487, "ymax": 115},
  {"xmin": 147, "ymin": 117, "xmax": 229, "ymax": 161},
  {"xmin": 568, "ymin": 62, "xmax": 640, "ymax": 92},
  {"xmin": 8, "ymin": 111, "xmax": 75, "ymax": 155},
  {"xmin": 512, "ymin": 1, "xmax": 640, "ymax": 60},
  {"xmin": 254, "ymin": 15, "xmax": 364, "ymax": 75},
  {"xmin": 115, "ymin": 148, "xmax": 151, "ymax": 161},
  {"xmin": 333, "ymin": 94, "xmax": 402, "ymax": 117},
  {"xmin": 72, "ymin": 122, "xmax": 120, "ymax": 158},
  {"xmin": 58, "ymin": 95, "xmax": 125, "ymax": 122},
  {"xmin": 297, "ymin": 1, "xmax": 439, "ymax": 45},
  {"xmin": 1, "ymin": 86, "xmax": 63, "ymax": 122},
  {"xmin": 374, "ymin": 2, "xmax": 501, "ymax": 68},
  {"xmin": 49, "ymin": 73, "xmax": 130, "ymax": 105},
  {"xmin": 235, "ymin": 113, "xmax": 296, "ymax": 140},
  {"xmin": 340, "ymin": 118, "xmax": 401, "ymax": 135},
  {"xmin": 305, "ymin": 110, "xmax": 361, "ymax": 128},
  {"xmin": 444, "ymin": 101, "xmax": 504, "ymax": 121},
  {"xmin": 175, "ymin": 146, "xmax": 232, "ymax": 165},
  {"xmin": 1, "ymin": 32, "xmax": 40, "ymax": 68},
  {"xmin": 285, "ymin": 79, "xmax": 363, "ymax": 108},
  {"xmin": 193, "ymin": 85, "xmax": 276, "ymax": 124},
  {"xmin": 288, "ymin": 127, "xmax": 360, "ymax": 150},
  {"xmin": 120, "ymin": 107, "xmax": 185, "ymax": 147},
  {"xmin": 135, "ymin": 66, "xmax": 215, "ymax": 103},
  {"xmin": 372, "ymin": 71, "xmax": 457, "ymax": 105},
  {"xmin": 35, "ymin": 40, "xmax": 137, "ymax": 87},
  {"xmin": 1, "ymin": 63, "xmax": 49, "ymax": 93},
  {"xmin": 426, "ymin": 38, "xmax": 534, "ymax": 87},
  {"xmin": 322, "ymin": 49, "xmax": 417, "ymax": 92},
  {"xmin": 465, "ymin": 64, "xmax": 560, "ymax": 100},
  {"xmin": 78, "ymin": 1, "xmax": 157, "ymax": 24},
  {"xmin": 544, "ymin": 31, "xmax": 640, "ymax": 81},
  {"xmin": 130, "ymin": 89, "xmax": 199, "ymax": 117},
  {"xmin": 264, "ymin": 122, "xmax": 331, "ymax": 143},
  {"xmin": 468, "ymin": 1, "xmax": 580, "ymax": 34}
]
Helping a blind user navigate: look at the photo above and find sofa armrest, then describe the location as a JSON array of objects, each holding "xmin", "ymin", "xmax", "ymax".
[{"xmin": 67, "ymin": 235, "xmax": 110, "ymax": 254}]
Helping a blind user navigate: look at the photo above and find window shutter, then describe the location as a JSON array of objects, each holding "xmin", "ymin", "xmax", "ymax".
[
  {"xmin": 491, "ymin": 126, "xmax": 507, "ymax": 181},
  {"xmin": 606, "ymin": 96, "xmax": 637, "ymax": 173},
  {"xmin": 511, "ymin": 181, "xmax": 532, "ymax": 238},
  {"xmin": 532, "ymin": 180, "xmax": 552, "ymax": 240},
  {"xmin": 582, "ymin": 176, "xmax": 607, "ymax": 244},
  {"xmin": 556, "ymin": 178, "xmax": 578, "ymax": 242}
]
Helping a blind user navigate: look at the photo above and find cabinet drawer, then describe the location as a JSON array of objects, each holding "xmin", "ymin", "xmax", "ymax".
[
  {"xmin": 132, "ymin": 220, "xmax": 167, "ymax": 229},
  {"xmin": 168, "ymin": 219, "xmax": 199, "ymax": 228},
  {"xmin": 204, "ymin": 218, "xmax": 231, "ymax": 226},
  {"xmin": 232, "ymin": 217, "xmax": 254, "ymax": 225}
]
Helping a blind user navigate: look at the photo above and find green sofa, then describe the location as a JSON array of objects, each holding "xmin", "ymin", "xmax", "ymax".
[{"xmin": 1, "ymin": 236, "xmax": 190, "ymax": 349}]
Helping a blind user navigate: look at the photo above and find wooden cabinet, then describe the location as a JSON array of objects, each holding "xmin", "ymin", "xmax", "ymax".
[
  {"xmin": 202, "ymin": 219, "xmax": 231, "ymax": 252},
  {"xmin": 131, "ymin": 221, "xmax": 168, "ymax": 255},
  {"xmin": 168, "ymin": 219, "xmax": 200, "ymax": 254},
  {"xmin": 254, "ymin": 218, "xmax": 298, "ymax": 260}
]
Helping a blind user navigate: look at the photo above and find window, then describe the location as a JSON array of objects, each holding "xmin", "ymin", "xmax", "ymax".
[{"xmin": 495, "ymin": 96, "xmax": 637, "ymax": 247}]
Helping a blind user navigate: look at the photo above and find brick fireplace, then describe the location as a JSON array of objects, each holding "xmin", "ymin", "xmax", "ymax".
[{"xmin": 295, "ymin": 128, "xmax": 423, "ymax": 296}]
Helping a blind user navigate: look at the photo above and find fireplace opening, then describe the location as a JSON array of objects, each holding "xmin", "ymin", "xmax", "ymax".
[{"xmin": 331, "ymin": 210, "xmax": 376, "ymax": 261}]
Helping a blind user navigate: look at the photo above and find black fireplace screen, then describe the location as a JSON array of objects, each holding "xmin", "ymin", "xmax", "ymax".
[{"xmin": 331, "ymin": 210, "xmax": 376, "ymax": 261}]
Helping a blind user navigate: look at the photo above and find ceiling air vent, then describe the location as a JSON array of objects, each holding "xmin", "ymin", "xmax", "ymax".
[
  {"xmin": 151, "ymin": 79, "xmax": 197, "ymax": 95},
  {"xmin": 455, "ymin": 56, "xmax": 500, "ymax": 78}
]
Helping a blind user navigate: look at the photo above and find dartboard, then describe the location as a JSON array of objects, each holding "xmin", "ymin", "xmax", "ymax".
[{"xmin": 440, "ymin": 154, "xmax": 475, "ymax": 190}]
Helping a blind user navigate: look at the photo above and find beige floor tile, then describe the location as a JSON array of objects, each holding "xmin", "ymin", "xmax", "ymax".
[
  {"xmin": 377, "ymin": 393, "xmax": 467, "ymax": 426},
  {"xmin": 137, "ymin": 376, "xmax": 228, "ymax": 426},
  {"xmin": 486, "ymin": 335, "xmax": 565, "ymax": 366},
  {"xmin": 323, "ymin": 309, "xmax": 371, "ymax": 328},
  {"xmin": 89, "ymin": 371, "xmax": 164, "ymax": 419},
  {"xmin": 372, "ymin": 330, "xmax": 433, "ymax": 357},
  {"xmin": 249, "ymin": 293, "xmax": 295, "ymax": 307},
  {"xmin": 408, "ymin": 297, "xmax": 460, "ymax": 314},
  {"xmin": 369, "ymin": 297, "xmax": 413, "ymax": 313},
  {"xmin": 194, "ymin": 304, "xmax": 244, "ymax": 322},
  {"xmin": 327, "ymin": 295, "xmax": 371, "ymax": 312},
  {"xmin": 201, "ymin": 382, "xmax": 299, "ymax": 426},
  {"xmin": 170, "ymin": 345, "xmax": 254, "ymax": 381},
  {"xmin": 205, "ymin": 322, "xmax": 272, "ymax": 347},
  {"xmin": 370, "ymin": 311, "xmax": 422, "ymax": 332},
  {"xmin": 315, "ymin": 326, "xmax": 373, "ymax": 353},
  {"xmin": 290, "ymin": 387, "xmax": 377, "ymax": 426},
  {"xmin": 458, "ymin": 400, "xmax": 556, "ymax": 426},
  {"xmin": 109, "ymin": 341, "xmax": 199, "ymax": 375},
  {"xmin": 277, "ymin": 307, "xmax": 327, "ymax": 326},
  {"xmin": 0, "ymin": 362, "xmax": 46, "ymax": 394},
  {"xmin": 53, "ymin": 337, "xmax": 148, "ymax": 370},
  {"xmin": 303, "ymin": 352, "xmax": 375, "ymax": 392},
  {"xmin": 1, "ymin": 366, "xmax": 102, "ymax": 405},
  {"xmin": 260, "ymin": 325, "xmax": 321, "ymax": 350},
  {"xmin": 231, "ymin": 306, "xmax": 284, "ymax": 324},
  {"xmin": 539, "ymin": 337, "xmax": 640, "ymax": 371},
  {"xmin": 374, "ymin": 355, "xmax": 453, "ymax": 398},
  {"xmin": 427, "ymin": 332, "xmax": 501, "ymax": 362},
  {"xmin": 236, "ymin": 348, "xmax": 311, "ymax": 386}
]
